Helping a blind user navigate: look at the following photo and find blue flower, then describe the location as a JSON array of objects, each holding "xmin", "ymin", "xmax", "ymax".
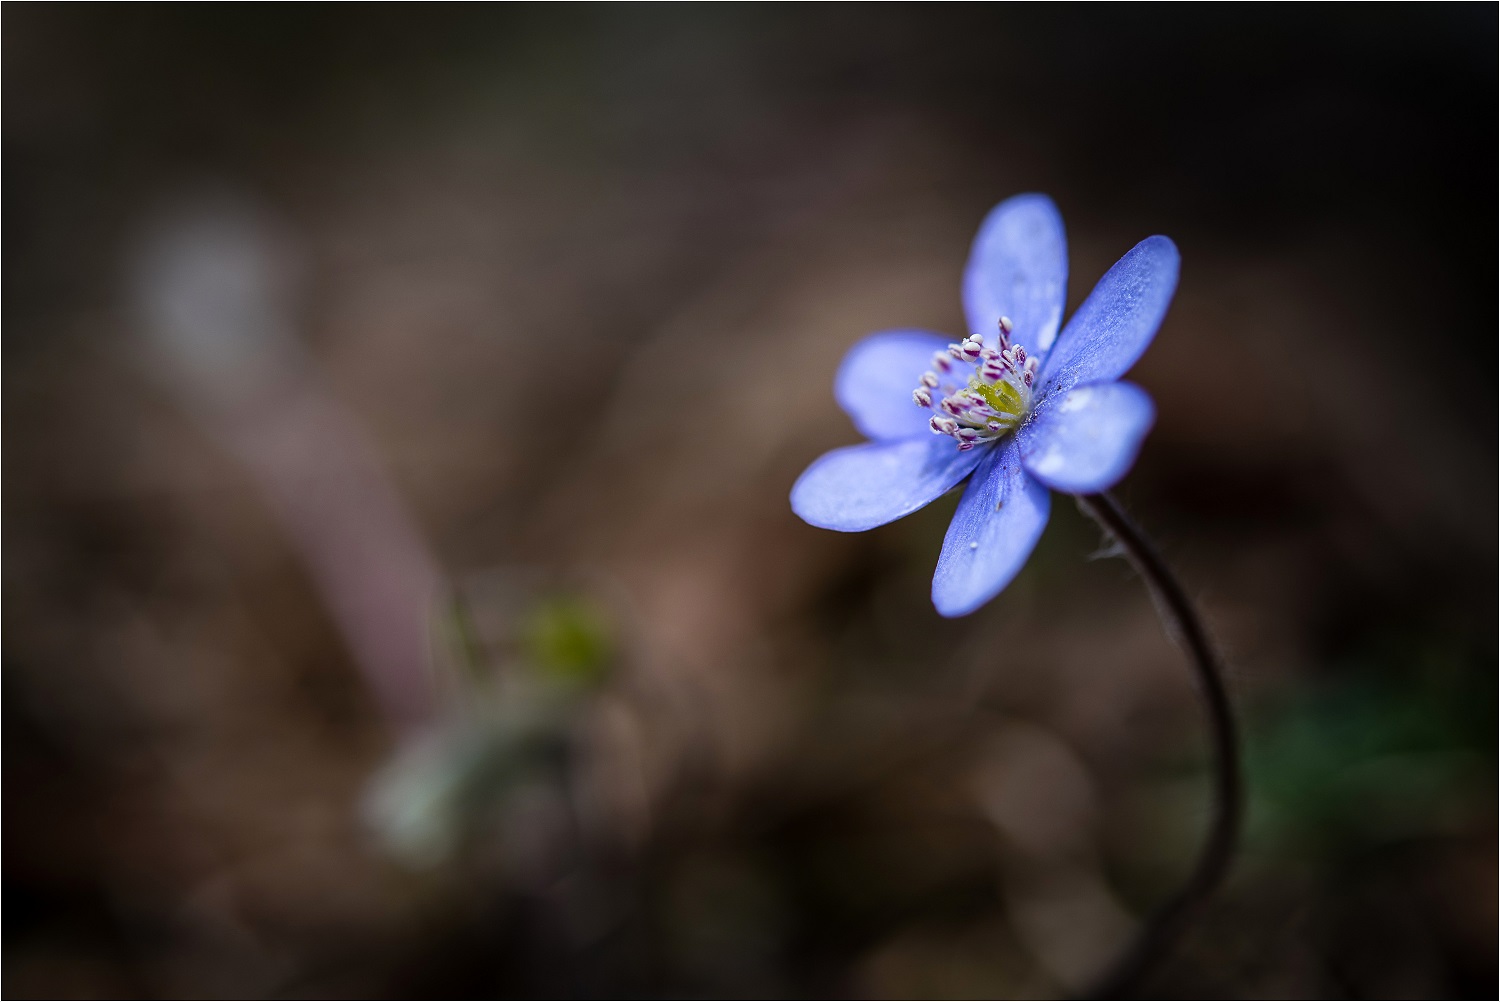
[{"xmin": 791, "ymin": 194, "xmax": 1180, "ymax": 617}]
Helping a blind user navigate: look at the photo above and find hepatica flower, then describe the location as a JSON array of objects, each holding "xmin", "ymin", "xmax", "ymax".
[
  {"xmin": 790, "ymin": 197, "xmax": 1238, "ymax": 988},
  {"xmin": 791, "ymin": 194, "xmax": 1180, "ymax": 616}
]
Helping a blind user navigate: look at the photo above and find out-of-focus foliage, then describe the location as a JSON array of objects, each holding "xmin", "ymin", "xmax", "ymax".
[
  {"xmin": 524, "ymin": 596, "xmax": 614, "ymax": 687},
  {"xmin": 1248, "ymin": 642, "xmax": 1495, "ymax": 859}
]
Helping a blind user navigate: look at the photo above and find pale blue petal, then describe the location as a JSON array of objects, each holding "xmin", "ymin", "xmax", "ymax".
[
  {"xmin": 835, "ymin": 329, "xmax": 954, "ymax": 441},
  {"xmin": 1035, "ymin": 235, "xmax": 1179, "ymax": 402},
  {"xmin": 791, "ymin": 436, "xmax": 987, "ymax": 532},
  {"xmin": 962, "ymin": 193, "xmax": 1068, "ymax": 365},
  {"xmin": 931, "ymin": 438, "xmax": 1051, "ymax": 617},
  {"xmin": 1018, "ymin": 381, "xmax": 1155, "ymax": 494}
]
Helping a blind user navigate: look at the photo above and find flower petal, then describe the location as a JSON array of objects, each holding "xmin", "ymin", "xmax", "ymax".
[
  {"xmin": 1035, "ymin": 235, "xmax": 1179, "ymax": 401},
  {"xmin": 962, "ymin": 193, "xmax": 1068, "ymax": 363},
  {"xmin": 931, "ymin": 438, "xmax": 1051, "ymax": 617},
  {"xmin": 791, "ymin": 436, "xmax": 986, "ymax": 532},
  {"xmin": 835, "ymin": 329, "xmax": 955, "ymax": 440},
  {"xmin": 1018, "ymin": 381, "xmax": 1155, "ymax": 494}
]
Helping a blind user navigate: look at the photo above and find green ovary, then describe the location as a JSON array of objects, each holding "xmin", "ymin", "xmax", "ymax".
[{"xmin": 973, "ymin": 380, "xmax": 1027, "ymax": 421}]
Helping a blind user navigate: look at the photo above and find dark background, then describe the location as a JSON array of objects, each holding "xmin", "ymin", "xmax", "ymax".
[{"xmin": 5, "ymin": 6, "xmax": 1495, "ymax": 997}]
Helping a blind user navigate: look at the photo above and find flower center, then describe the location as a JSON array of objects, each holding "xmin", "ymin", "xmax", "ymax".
[{"xmin": 912, "ymin": 316, "xmax": 1039, "ymax": 451}]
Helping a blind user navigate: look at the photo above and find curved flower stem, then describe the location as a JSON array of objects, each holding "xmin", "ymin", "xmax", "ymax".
[{"xmin": 1074, "ymin": 492, "xmax": 1242, "ymax": 998}]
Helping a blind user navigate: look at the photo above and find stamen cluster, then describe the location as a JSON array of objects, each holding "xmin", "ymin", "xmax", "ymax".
[{"xmin": 912, "ymin": 316, "xmax": 1039, "ymax": 450}]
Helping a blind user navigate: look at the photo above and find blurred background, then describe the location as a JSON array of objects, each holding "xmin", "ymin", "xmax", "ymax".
[{"xmin": 4, "ymin": 6, "xmax": 1495, "ymax": 998}]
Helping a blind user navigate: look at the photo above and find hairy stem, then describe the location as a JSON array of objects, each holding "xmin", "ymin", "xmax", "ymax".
[{"xmin": 1075, "ymin": 491, "xmax": 1243, "ymax": 997}]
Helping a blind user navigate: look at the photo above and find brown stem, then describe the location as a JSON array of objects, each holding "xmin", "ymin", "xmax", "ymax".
[{"xmin": 1075, "ymin": 492, "xmax": 1243, "ymax": 998}]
